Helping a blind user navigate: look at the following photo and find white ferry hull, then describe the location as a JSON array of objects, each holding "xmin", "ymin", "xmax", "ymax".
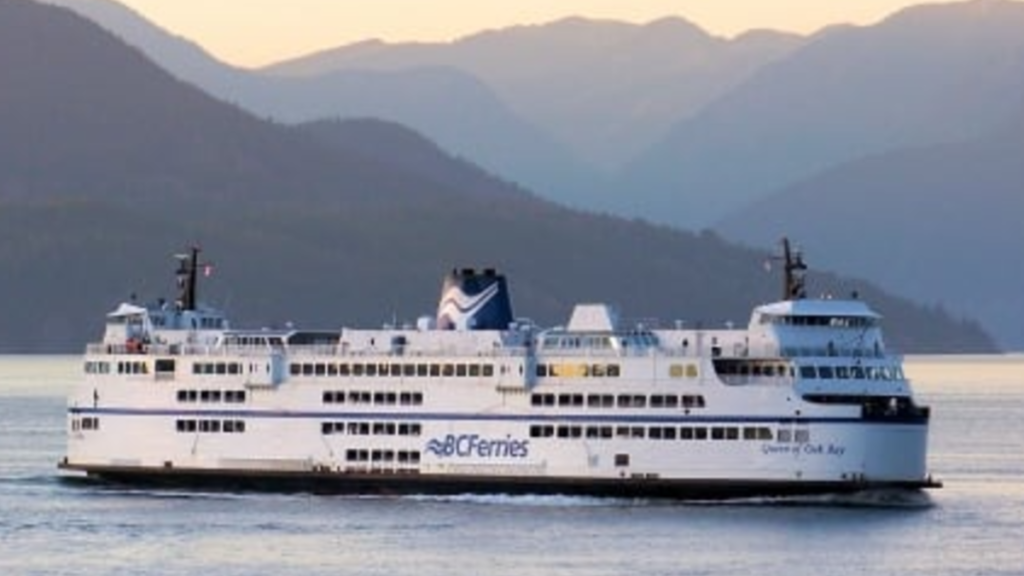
[
  {"xmin": 62, "ymin": 376, "xmax": 937, "ymax": 499},
  {"xmin": 61, "ymin": 245, "xmax": 942, "ymax": 501}
]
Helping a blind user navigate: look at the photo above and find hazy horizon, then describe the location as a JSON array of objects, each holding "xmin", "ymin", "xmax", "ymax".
[{"xmin": 49, "ymin": 0, "xmax": 989, "ymax": 67}]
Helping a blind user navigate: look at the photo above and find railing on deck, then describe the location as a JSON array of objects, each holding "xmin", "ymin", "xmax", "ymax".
[
  {"xmin": 87, "ymin": 339, "xmax": 886, "ymax": 363},
  {"xmin": 780, "ymin": 345, "xmax": 885, "ymax": 359},
  {"xmin": 86, "ymin": 341, "xmax": 533, "ymax": 359}
]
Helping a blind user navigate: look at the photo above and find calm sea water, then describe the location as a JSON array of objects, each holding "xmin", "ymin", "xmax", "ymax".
[{"xmin": 2, "ymin": 354, "xmax": 1023, "ymax": 575}]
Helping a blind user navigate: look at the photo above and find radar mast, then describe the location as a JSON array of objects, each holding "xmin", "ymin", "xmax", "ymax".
[
  {"xmin": 780, "ymin": 237, "xmax": 807, "ymax": 301},
  {"xmin": 175, "ymin": 246, "xmax": 203, "ymax": 311}
]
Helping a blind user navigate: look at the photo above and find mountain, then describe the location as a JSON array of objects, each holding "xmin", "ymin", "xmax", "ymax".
[
  {"xmin": 1, "ymin": 0, "xmax": 345, "ymax": 205},
  {"xmin": 0, "ymin": 0, "xmax": 994, "ymax": 354},
  {"xmin": 43, "ymin": 0, "xmax": 599, "ymax": 209},
  {"xmin": 40, "ymin": 0, "xmax": 233, "ymax": 89},
  {"xmin": 50, "ymin": 0, "xmax": 800, "ymax": 207},
  {"xmin": 296, "ymin": 118, "xmax": 527, "ymax": 197},
  {"xmin": 617, "ymin": 0, "xmax": 1024, "ymax": 230},
  {"xmin": 237, "ymin": 66, "xmax": 605, "ymax": 209},
  {"xmin": 717, "ymin": 108, "xmax": 1024, "ymax": 349},
  {"xmin": 264, "ymin": 16, "xmax": 803, "ymax": 172}
]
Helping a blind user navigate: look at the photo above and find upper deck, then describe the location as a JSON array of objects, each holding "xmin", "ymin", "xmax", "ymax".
[{"xmin": 85, "ymin": 240, "xmax": 905, "ymax": 396}]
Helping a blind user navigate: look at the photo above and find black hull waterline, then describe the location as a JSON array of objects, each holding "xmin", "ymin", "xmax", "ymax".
[{"xmin": 58, "ymin": 462, "xmax": 942, "ymax": 500}]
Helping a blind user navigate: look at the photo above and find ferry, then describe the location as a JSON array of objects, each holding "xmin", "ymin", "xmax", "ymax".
[{"xmin": 60, "ymin": 241, "xmax": 941, "ymax": 499}]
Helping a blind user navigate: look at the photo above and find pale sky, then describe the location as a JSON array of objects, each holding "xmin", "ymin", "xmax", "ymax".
[{"xmin": 111, "ymin": 0, "xmax": 968, "ymax": 67}]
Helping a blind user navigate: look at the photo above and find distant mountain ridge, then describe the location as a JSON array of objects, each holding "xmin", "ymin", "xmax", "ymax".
[
  {"xmin": 46, "ymin": 0, "xmax": 803, "ymax": 208},
  {"xmin": 43, "ymin": 0, "xmax": 600, "ymax": 209},
  {"xmin": 717, "ymin": 107, "xmax": 1024, "ymax": 348},
  {"xmin": 0, "ymin": 0, "xmax": 993, "ymax": 354},
  {"xmin": 56, "ymin": 1, "xmax": 1024, "ymax": 235},
  {"xmin": 616, "ymin": 0, "xmax": 1024, "ymax": 230},
  {"xmin": 262, "ymin": 15, "xmax": 804, "ymax": 172}
]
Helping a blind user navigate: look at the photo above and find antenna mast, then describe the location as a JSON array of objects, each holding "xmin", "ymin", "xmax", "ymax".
[
  {"xmin": 175, "ymin": 246, "xmax": 201, "ymax": 311},
  {"xmin": 781, "ymin": 237, "xmax": 807, "ymax": 301}
]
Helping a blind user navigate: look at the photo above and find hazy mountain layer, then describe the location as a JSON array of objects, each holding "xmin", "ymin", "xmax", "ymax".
[
  {"xmin": 0, "ymin": 0, "xmax": 994, "ymax": 354},
  {"xmin": 617, "ymin": 0, "xmax": 1024, "ymax": 230},
  {"xmin": 43, "ymin": 0, "xmax": 600, "ymax": 209},
  {"xmin": 264, "ymin": 16, "xmax": 802, "ymax": 171},
  {"xmin": 717, "ymin": 112, "xmax": 1024, "ymax": 349}
]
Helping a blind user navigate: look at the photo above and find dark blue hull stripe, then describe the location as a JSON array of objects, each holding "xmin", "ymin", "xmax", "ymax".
[{"xmin": 67, "ymin": 407, "xmax": 926, "ymax": 427}]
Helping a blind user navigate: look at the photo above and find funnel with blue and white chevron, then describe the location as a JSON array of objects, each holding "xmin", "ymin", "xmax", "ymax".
[{"xmin": 436, "ymin": 268, "xmax": 514, "ymax": 331}]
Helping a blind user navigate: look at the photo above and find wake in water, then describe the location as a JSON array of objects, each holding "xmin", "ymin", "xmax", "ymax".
[
  {"xmin": 693, "ymin": 488, "xmax": 936, "ymax": 509},
  {"xmin": 402, "ymin": 492, "xmax": 631, "ymax": 508},
  {"xmin": 51, "ymin": 473, "xmax": 936, "ymax": 509},
  {"xmin": 348, "ymin": 489, "xmax": 936, "ymax": 509},
  {"xmin": 53, "ymin": 474, "xmax": 311, "ymax": 503}
]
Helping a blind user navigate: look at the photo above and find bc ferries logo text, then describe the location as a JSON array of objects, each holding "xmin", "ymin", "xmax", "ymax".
[{"xmin": 426, "ymin": 434, "xmax": 529, "ymax": 459}]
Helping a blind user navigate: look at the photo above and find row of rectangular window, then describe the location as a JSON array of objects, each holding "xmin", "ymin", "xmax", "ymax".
[
  {"xmin": 71, "ymin": 417, "xmax": 101, "ymax": 432},
  {"xmin": 799, "ymin": 365, "xmax": 904, "ymax": 381},
  {"xmin": 715, "ymin": 361, "xmax": 795, "ymax": 378},
  {"xmin": 84, "ymin": 361, "xmax": 112, "ymax": 374},
  {"xmin": 762, "ymin": 314, "xmax": 876, "ymax": 328},
  {"xmin": 192, "ymin": 362, "xmax": 243, "ymax": 376},
  {"xmin": 175, "ymin": 419, "xmax": 246, "ymax": 433},
  {"xmin": 529, "ymin": 424, "xmax": 775, "ymax": 441},
  {"xmin": 322, "ymin": 390, "xmax": 424, "ymax": 405},
  {"xmin": 530, "ymin": 393, "xmax": 706, "ymax": 409},
  {"xmin": 541, "ymin": 334, "xmax": 617, "ymax": 349},
  {"xmin": 321, "ymin": 421, "xmax": 422, "ymax": 436},
  {"xmin": 87, "ymin": 360, "xmax": 176, "ymax": 375},
  {"xmin": 117, "ymin": 361, "xmax": 149, "ymax": 375},
  {"xmin": 176, "ymin": 389, "xmax": 247, "ymax": 403},
  {"xmin": 536, "ymin": 363, "xmax": 621, "ymax": 378},
  {"xmin": 667, "ymin": 363, "xmax": 701, "ymax": 378},
  {"xmin": 291, "ymin": 362, "xmax": 496, "ymax": 378},
  {"xmin": 778, "ymin": 429, "xmax": 811, "ymax": 443},
  {"xmin": 345, "ymin": 449, "xmax": 421, "ymax": 463}
]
